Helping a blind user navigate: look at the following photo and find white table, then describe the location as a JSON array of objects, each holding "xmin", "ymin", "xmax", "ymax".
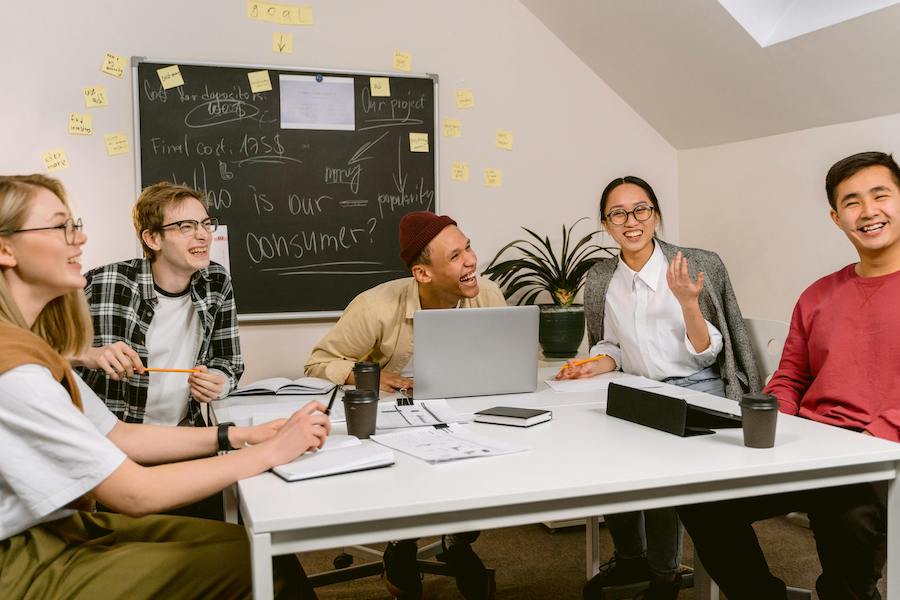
[{"xmin": 215, "ymin": 377, "xmax": 900, "ymax": 599}]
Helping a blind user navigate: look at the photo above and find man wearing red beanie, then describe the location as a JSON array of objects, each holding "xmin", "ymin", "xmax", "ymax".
[{"xmin": 304, "ymin": 211, "xmax": 504, "ymax": 600}]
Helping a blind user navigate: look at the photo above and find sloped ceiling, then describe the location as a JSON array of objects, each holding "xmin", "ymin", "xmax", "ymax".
[{"xmin": 520, "ymin": 0, "xmax": 900, "ymax": 149}]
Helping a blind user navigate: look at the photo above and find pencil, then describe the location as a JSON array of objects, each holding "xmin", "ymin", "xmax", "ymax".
[
  {"xmin": 324, "ymin": 385, "xmax": 340, "ymax": 415},
  {"xmin": 144, "ymin": 368, "xmax": 201, "ymax": 374},
  {"xmin": 560, "ymin": 354, "xmax": 607, "ymax": 370}
]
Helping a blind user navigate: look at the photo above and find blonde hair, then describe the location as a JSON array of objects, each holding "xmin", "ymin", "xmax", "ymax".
[
  {"xmin": 0, "ymin": 174, "xmax": 93, "ymax": 356},
  {"xmin": 132, "ymin": 182, "xmax": 206, "ymax": 258}
]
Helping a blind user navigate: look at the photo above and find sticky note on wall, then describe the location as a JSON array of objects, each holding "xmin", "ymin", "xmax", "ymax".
[
  {"xmin": 248, "ymin": 70, "xmax": 273, "ymax": 93},
  {"xmin": 68, "ymin": 113, "xmax": 93, "ymax": 135},
  {"xmin": 83, "ymin": 86, "xmax": 108, "ymax": 108},
  {"xmin": 42, "ymin": 148, "xmax": 70, "ymax": 172},
  {"xmin": 370, "ymin": 77, "xmax": 391, "ymax": 97},
  {"xmin": 443, "ymin": 118, "xmax": 461, "ymax": 138},
  {"xmin": 484, "ymin": 169, "xmax": 503, "ymax": 187},
  {"xmin": 104, "ymin": 133, "xmax": 129, "ymax": 156},
  {"xmin": 100, "ymin": 52, "xmax": 126, "ymax": 78},
  {"xmin": 495, "ymin": 130, "xmax": 514, "ymax": 150},
  {"xmin": 455, "ymin": 89, "xmax": 474, "ymax": 109},
  {"xmin": 273, "ymin": 32, "xmax": 294, "ymax": 53},
  {"xmin": 157, "ymin": 65, "xmax": 184, "ymax": 90},
  {"xmin": 393, "ymin": 50, "xmax": 412, "ymax": 72},
  {"xmin": 451, "ymin": 162, "xmax": 469, "ymax": 182},
  {"xmin": 409, "ymin": 133, "xmax": 429, "ymax": 153}
]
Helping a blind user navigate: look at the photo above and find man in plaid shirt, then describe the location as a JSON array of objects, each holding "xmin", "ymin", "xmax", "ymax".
[{"xmin": 72, "ymin": 182, "xmax": 243, "ymax": 427}]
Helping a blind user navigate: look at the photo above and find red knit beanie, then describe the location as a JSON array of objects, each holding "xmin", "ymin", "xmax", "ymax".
[{"xmin": 399, "ymin": 211, "xmax": 457, "ymax": 267}]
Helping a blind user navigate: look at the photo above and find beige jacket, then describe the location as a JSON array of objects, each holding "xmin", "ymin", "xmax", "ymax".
[{"xmin": 304, "ymin": 277, "xmax": 507, "ymax": 384}]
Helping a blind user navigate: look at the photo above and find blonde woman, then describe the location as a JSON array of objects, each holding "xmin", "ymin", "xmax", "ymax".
[{"xmin": 0, "ymin": 174, "xmax": 328, "ymax": 599}]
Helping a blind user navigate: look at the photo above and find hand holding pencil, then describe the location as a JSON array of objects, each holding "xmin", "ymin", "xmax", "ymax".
[{"xmin": 555, "ymin": 354, "xmax": 613, "ymax": 380}]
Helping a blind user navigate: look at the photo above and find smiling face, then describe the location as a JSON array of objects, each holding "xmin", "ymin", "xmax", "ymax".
[
  {"xmin": 1, "ymin": 186, "xmax": 87, "ymax": 306},
  {"xmin": 830, "ymin": 165, "xmax": 900, "ymax": 260},
  {"xmin": 602, "ymin": 183, "xmax": 660, "ymax": 258},
  {"xmin": 415, "ymin": 225, "xmax": 479, "ymax": 304},
  {"xmin": 141, "ymin": 196, "xmax": 211, "ymax": 278}
]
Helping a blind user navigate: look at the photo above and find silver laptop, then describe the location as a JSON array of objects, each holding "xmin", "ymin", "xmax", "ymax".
[{"xmin": 413, "ymin": 305, "xmax": 539, "ymax": 399}]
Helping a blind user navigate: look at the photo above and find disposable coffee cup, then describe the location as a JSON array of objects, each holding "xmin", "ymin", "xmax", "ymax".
[
  {"xmin": 740, "ymin": 392, "xmax": 779, "ymax": 448},
  {"xmin": 342, "ymin": 388, "xmax": 379, "ymax": 439},
  {"xmin": 353, "ymin": 361, "xmax": 381, "ymax": 393}
]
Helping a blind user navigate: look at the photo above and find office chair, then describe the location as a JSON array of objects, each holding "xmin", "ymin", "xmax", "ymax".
[{"xmin": 743, "ymin": 317, "xmax": 789, "ymax": 384}]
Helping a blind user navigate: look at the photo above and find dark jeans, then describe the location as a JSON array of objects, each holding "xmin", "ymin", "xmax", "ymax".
[{"xmin": 679, "ymin": 482, "xmax": 887, "ymax": 600}]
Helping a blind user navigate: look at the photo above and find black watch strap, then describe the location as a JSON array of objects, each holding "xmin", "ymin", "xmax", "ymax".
[{"xmin": 217, "ymin": 422, "xmax": 236, "ymax": 452}]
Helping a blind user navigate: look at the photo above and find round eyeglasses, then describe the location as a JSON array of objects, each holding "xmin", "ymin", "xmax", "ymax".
[
  {"xmin": 604, "ymin": 205, "xmax": 655, "ymax": 226},
  {"xmin": 158, "ymin": 217, "xmax": 219, "ymax": 236},
  {"xmin": 9, "ymin": 217, "xmax": 84, "ymax": 245}
]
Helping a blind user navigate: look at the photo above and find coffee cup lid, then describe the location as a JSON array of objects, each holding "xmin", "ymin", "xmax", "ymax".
[
  {"xmin": 740, "ymin": 392, "xmax": 779, "ymax": 410},
  {"xmin": 353, "ymin": 361, "xmax": 380, "ymax": 371},
  {"xmin": 343, "ymin": 388, "xmax": 378, "ymax": 401}
]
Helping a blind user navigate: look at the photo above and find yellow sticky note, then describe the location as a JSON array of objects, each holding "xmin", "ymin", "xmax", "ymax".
[
  {"xmin": 370, "ymin": 77, "xmax": 391, "ymax": 97},
  {"xmin": 100, "ymin": 52, "xmax": 126, "ymax": 78},
  {"xmin": 393, "ymin": 50, "xmax": 412, "ymax": 72},
  {"xmin": 248, "ymin": 70, "xmax": 273, "ymax": 93},
  {"xmin": 443, "ymin": 118, "xmax": 462, "ymax": 138},
  {"xmin": 247, "ymin": 0, "xmax": 264, "ymax": 19},
  {"xmin": 273, "ymin": 32, "xmax": 294, "ymax": 53},
  {"xmin": 104, "ymin": 133, "xmax": 129, "ymax": 156},
  {"xmin": 42, "ymin": 148, "xmax": 70, "ymax": 172},
  {"xmin": 83, "ymin": 85, "xmax": 108, "ymax": 108},
  {"xmin": 68, "ymin": 113, "xmax": 93, "ymax": 136},
  {"xmin": 157, "ymin": 65, "xmax": 184, "ymax": 90},
  {"xmin": 496, "ymin": 130, "xmax": 514, "ymax": 150},
  {"xmin": 248, "ymin": 0, "xmax": 277, "ymax": 22},
  {"xmin": 455, "ymin": 89, "xmax": 475, "ymax": 109},
  {"xmin": 451, "ymin": 162, "xmax": 470, "ymax": 182},
  {"xmin": 298, "ymin": 5, "xmax": 314, "ymax": 24},
  {"xmin": 484, "ymin": 169, "xmax": 503, "ymax": 187},
  {"xmin": 409, "ymin": 133, "xmax": 429, "ymax": 153}
]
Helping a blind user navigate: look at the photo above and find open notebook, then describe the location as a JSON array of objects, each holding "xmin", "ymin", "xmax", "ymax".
[
  {"xmin": 230, "ymin": 376, "xmax": 335, "ymax": 396},
  {"xmin": 272, "ymin": 435, "xmax": 395, "ymax": 482}
]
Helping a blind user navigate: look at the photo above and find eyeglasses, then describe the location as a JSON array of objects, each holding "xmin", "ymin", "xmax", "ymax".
[
  {"xmin": 604, "ymin": 205, "xmax": 655, "ymax": 226},
  {"xmin": 10, "ymin": 217, "xmax": 84, "ymax": 245},
  {"xmin": 158, "ymin": 217, "xmax": 218, "ymax": 236}
]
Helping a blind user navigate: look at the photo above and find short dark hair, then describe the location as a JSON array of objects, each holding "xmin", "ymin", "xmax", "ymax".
[
  {"xmin": 599, "ymin": 175, "xmax": 663, "ymax": 227},
  {"xmin": 825, "ymin": 152, "xmax": 900, "ymax": 210}
]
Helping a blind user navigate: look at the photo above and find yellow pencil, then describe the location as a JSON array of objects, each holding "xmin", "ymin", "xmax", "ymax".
[
  {"xmin": 560, "ymin": 354, "xmax": 607, "ymax": 370},
  {"xmin": 144, "ymin": 368, "xmax": 201, "ymax": 374}
]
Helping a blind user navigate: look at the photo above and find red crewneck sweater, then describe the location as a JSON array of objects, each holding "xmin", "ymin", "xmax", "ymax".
[{"xmin": 765, "ymin": 264, "xmax": 900, "ymax": 441}]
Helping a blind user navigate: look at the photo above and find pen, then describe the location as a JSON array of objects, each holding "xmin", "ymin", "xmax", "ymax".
[
  {"xmin": 324, "ymin": 385, "xmax": 340, "ymax": 415},
  {"xmin": 144, "ymin": 368, "xmax": 201, "ymax": 373},
  {"xmin": 559, "ymin": 354, "xmax": 607, "ymax": 370}
]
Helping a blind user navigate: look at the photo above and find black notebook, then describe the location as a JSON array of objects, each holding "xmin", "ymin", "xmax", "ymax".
[{"xmin": 474, "ymin": 406, "xmax": 552, "ymax": 427}]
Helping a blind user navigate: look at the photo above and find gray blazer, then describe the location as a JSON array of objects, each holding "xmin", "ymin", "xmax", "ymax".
[{"xmin": 584, "ymin": 239, "xmax": 760, "ymax": 401}]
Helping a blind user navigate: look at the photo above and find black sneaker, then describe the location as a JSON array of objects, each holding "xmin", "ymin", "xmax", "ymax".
[
  {"xmin": 383, "ymin": 541, "xmax": 422, "ymax": 599},
  {"xmin": 583, "ymin": 554, "xmax": 651, "ymax": 599},
  {"xmin": 444, "ymin": 542, "xmax": 494, "ymax": 600},
  {"xmin": 634, "ymin": 573, "xmax": 682, "ymax": 600}
]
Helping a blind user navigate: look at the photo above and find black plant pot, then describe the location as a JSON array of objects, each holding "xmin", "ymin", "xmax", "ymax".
[{"xmin": 538, "ymin": 304, "xmax": 585, "ymax": 359}]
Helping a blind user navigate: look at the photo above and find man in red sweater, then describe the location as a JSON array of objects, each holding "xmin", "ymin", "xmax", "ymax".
[{"xmin": 679, "ymin": 151, "xmax": 900, "ymax": 600}]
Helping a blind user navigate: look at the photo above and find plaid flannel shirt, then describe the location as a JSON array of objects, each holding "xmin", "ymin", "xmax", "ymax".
[{"xmin": 77, "ymin": 258, "xmax": 244, "ymax": 425}]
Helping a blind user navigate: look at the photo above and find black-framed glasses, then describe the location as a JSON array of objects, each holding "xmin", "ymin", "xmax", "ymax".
[
  {"xmin": 10, "ymin": 217, "xmax": 84, "ymax": 245},
  {"xmin": 158, "ymin": 217, "xmax": 218, "ymax": 236},
  {"xmin": 604, "ymin": 205, "xmax": 655, "ymax": 226}
]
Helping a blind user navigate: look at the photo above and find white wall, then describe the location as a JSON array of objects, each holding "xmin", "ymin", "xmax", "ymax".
[
  {"xmin": 0, "ymin": 0, "xmax": 676, "ymax": 381},
  {"xmin": 679, "ymin": 112, "xmax": 900, "ymax": 322}
]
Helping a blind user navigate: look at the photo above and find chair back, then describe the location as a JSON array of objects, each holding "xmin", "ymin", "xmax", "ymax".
[{"xmin": 743, "ymin": 318, "xmax": 789, "ymax": 384}]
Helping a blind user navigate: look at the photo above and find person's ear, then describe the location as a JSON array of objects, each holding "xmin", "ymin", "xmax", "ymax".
[
  {"xmin": 0, "ymin": 238, "xmax": 16, "ymax": 268},
  {"xmin": 141, "ymin": 229, "xmax": 162, "ymax": 254},
  {"xmin": 411, "ymin": 263, "xmax": 432, "ymax": 284},
  {"xmin": 829, "ymin": 208, "xmax": 841, "ymax": 228}
]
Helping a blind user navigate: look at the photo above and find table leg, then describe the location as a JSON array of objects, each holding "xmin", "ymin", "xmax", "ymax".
[
  {"xmin": 692, "ymin": 554, "xmax": 719, "ymax": 600},
  {"xmin": 223, "ymin": 483, "xmax": 238, "ymax": 524},
  {"xmin": 585, "ymin": 516, "xmax": 601, "ymax": 580},
  {"xmin": 888, "ymin": 465, "xmax": 900, "ymax": 600},
  {"xmin": 249, "ymin": 530, "xmax": 274, "ymax": 600}
]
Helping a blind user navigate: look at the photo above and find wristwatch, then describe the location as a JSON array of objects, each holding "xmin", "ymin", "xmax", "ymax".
[{"xmin": 217, "ymin": 422, "xmax": 237, "ymax": 452}]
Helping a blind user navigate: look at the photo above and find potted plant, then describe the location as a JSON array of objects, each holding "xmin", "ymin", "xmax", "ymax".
[{"xmin": 482, "ymin": 218, "xmax": 617, "ymax": 359}]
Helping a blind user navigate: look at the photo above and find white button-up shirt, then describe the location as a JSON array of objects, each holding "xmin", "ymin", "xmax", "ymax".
[{"xmin": 589, "ymin": 241, "xmax": 723, "ymax": 380}]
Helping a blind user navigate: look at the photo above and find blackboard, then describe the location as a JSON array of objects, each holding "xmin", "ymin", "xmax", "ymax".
[{"xmin": 133, "ymin": 59, "xmax": 438, "ymax": 319}]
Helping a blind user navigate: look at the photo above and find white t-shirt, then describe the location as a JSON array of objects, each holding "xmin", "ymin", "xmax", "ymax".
[
  {"xmin": 144, "ymin": 287, "xmax": 202, "ymax": 425},
  {"xmin": 0, "ymin": 365, "xmax": 126, "ymax": 540},
  {"xmin": 590, "ymin": 241, "xmax": 724, "ymax": 380}
]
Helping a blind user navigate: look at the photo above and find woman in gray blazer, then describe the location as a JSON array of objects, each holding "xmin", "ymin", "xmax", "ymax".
[{"xmin": 560, "ymin": 176, "xmax": 760, "ymax": 600}]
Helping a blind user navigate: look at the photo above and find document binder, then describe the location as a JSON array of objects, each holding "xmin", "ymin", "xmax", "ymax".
[{"xmin": 607, "ymin": 382, "xmax": 742, "ymax": 436}]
